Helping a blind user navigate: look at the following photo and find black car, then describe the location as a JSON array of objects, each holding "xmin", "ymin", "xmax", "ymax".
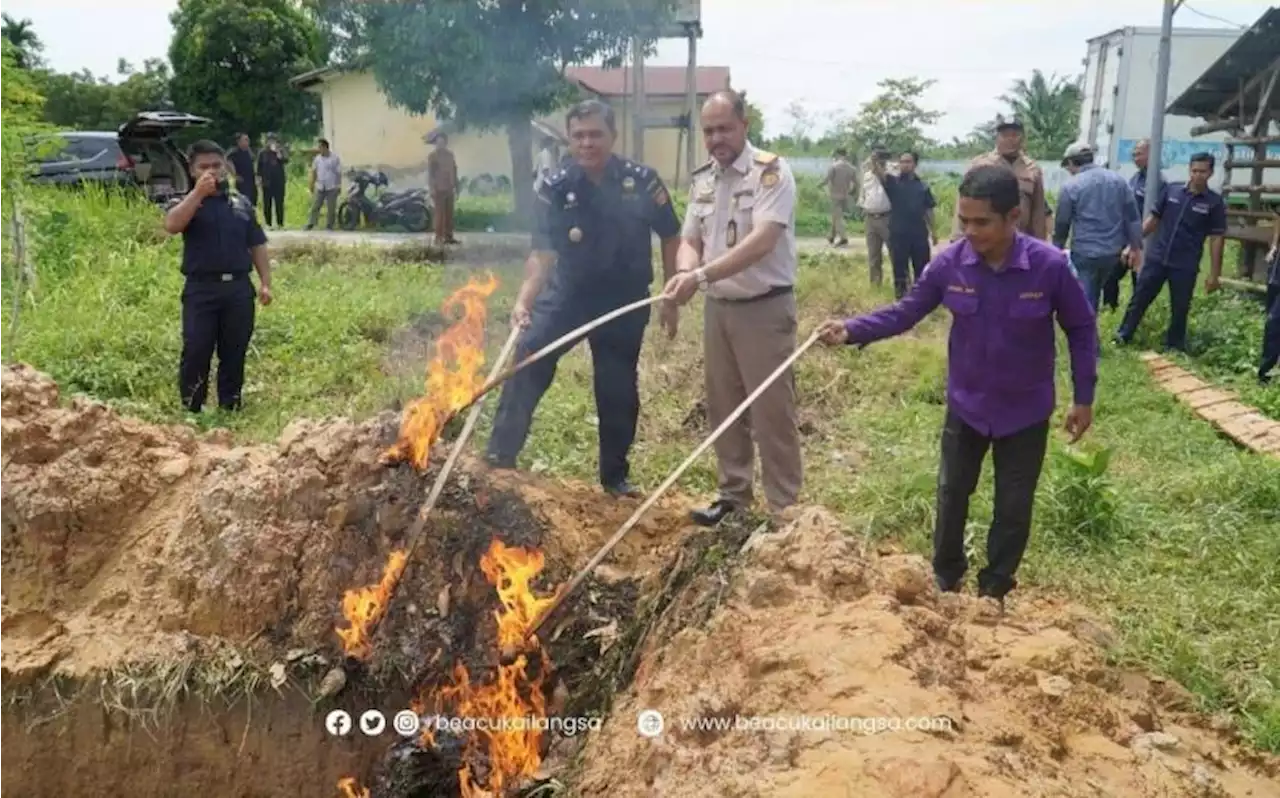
[{"xmin": 29, "ymin": 111, "xmax": 211, "ymax": 203}]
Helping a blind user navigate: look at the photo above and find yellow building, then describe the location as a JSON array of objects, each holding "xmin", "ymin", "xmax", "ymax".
[{"xmin": 289, "ymin": 65, "xmax": 731, "ymax": 189}]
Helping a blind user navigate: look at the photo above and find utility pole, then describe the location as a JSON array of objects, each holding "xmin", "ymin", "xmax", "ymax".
[
  {"xmin": 1144, "ymin": 0, "xmax": 1178, "ymax": 218},
  {"xmin": 632, "ymin": 35, "xmax": 646, "ymax": 163},
  {"xmin": 685, "ymin": 27, "xmax": 698, "ymax": 183}
]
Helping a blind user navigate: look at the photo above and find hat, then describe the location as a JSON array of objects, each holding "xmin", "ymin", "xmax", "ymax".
[
  {"xmin": 1061, "ymin": 141, "xmax": 1094, "ymax": 165},
  {"xmin": 995, "ymin": 115, "xmax": 1024, "ymax": 132}
]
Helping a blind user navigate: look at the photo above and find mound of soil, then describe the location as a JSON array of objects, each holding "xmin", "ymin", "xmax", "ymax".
[
  {"xmin": 577, "ymin": 508, "xmax": 1280, "ymax": 797},
  {"xmin": 0, "ymin": 363, "xmax": 692, "ymax": 797}
]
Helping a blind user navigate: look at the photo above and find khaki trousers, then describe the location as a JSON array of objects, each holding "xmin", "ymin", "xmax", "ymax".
[
  {"xmin": 703, "ymin": 290, "xmax": 803, "ymax": 511},
  {"xmin": 830, "ymin": 196, "xmax": 849, "ymax": 240},
  {"xmin": 432, "ymin": 191, "xmax": 456, "ymax": 242},
  {"xmin": 864, "ymin": 212, "xmax": 890, "ymax": 285}
]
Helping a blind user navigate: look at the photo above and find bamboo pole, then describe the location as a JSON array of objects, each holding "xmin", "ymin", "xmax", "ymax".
[{"xmin": 512, "ymin": 328, "xmax": 825, "ymax": 654}]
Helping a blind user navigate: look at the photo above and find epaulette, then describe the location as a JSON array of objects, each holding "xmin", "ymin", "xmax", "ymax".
[
  {"xmin": 622, "ymin": 160, "xmax": 655, "ymax": 180},
  {"xmin": 692, "ymin": 159, "xmax": 715, "ymax": 176},
  {"xmin": 545, "ymin": 168, "xmax": 570, "ymax": 188},
  {"xmin": 753, "ymin": 150, "xmax": 779, "ymax": 166}
]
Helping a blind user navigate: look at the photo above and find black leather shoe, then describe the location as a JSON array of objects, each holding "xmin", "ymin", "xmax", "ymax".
[
  {"xmin": 690, "ymin": 500, "xmax": 737, "ymax": 527},
  {"xmin": 485, "ymin": 452, "xmax": 516, "ymax": 469},
  {"xmin": 604, "ymin": 480, "xmax": 641, "ymax": 498},
  {"xmin": 934, "ymin": 576, "xmax": 962, "ymax": 593}
]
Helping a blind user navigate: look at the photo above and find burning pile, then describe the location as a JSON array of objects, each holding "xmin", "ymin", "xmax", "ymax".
[
  {"xmin": 415, "ymin": 540, "xmax": 558, "ymax": 796},
  {"xmin": 334, "ymin": 274, "xmax": 499, "ymax": 664}
]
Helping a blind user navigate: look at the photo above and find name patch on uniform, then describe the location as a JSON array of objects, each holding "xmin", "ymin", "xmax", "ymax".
[
  {"xmin": 947, "ymin": 284, "xmax": 976, "ymax": 294},
  {"xmin": 1019, "ymin": 291, "xmax": 1044, "ymax": 300},
  {"xmin": 1191, "ymin": 204, "xmax": 1209, "ymax": 214}
]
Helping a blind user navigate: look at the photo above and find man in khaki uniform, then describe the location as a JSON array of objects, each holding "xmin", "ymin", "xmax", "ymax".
[
  {"xmin": 860, "ymin": 147, "xmax": 893, "ymax": 285},
  {"xmin": 819, "ymin": 147, "xmax": 858, "ymax": 246},
  {"xmin": 951, "ymin": 117, "xmax": 1048, "ymax": 242},
  {"xmin": 664, "ymin": 90, "xmax": 802, "ymax": 526},
  {"xmin": 426, "ymin": 132, "xmax": 460, "ymax": 245}
]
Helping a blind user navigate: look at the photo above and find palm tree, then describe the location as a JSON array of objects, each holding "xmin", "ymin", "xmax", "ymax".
[
  {"xmin": 2, "ymin": 14, "xmax": 43, "ymax": 69},
  {"xmin": 1000, "ymin": 70, "xmax": 1083, "ymax": 161}
]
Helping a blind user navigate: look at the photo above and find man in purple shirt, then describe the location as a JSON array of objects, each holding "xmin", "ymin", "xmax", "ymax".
[{"xmin": 817, "ymin": 165, "xmax": 1097, "ymax": 606}]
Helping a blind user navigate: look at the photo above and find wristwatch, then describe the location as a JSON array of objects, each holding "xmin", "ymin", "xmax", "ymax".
[{"xmin": 693, "ymin": 267, "xmax": 709, "ymax": 291}]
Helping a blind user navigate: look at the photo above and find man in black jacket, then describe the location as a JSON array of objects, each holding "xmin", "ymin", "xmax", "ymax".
[
  {"xmin": 228, "ymin": 133, "xmax": 257, "ymax": 208},
  {"xmin": 257, "ymin": 133, "xmax": 288, "ymax": 229}
]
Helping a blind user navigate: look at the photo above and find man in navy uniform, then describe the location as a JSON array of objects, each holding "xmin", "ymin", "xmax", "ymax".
[
  {"xmin": 486, "ymin": 100, "xmax": 681, "ymax": 497},
  {"xmin": 1115, "ymin": 152, "xmax": 1227, "ymax": 353},
  {"xmin": 164, "ymin": 139, "xmax": 273, "ymax": 413}
]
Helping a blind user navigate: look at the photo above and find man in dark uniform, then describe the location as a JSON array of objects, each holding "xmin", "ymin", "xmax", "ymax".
[
  {"xmin": 256, "ymin": 133, "xmax": 288, "ymax": 229},
  {"xmin": 1115, "ymin": 152, "xmax": 1226, "ymax": 353},
  {"xmin": 228, "ymin": 133, "xmax": 257, "ymax": 208},
  {"xmin": 486, "ymin": 100, "xmax": 681, "ymax": 497},
  {"xmin": 163, "ymin": 140, "xmax": 274, "ymax": 413},
  {"xmin": 872, "ymin": 150, "xmax": 938, "ymax": 298},
  {"xmin": 1260, "ymin": 215, "xmax": 1280, "ymax": 384}
]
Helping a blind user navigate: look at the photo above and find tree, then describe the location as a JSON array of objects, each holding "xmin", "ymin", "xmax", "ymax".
[
  {"xmin": 999, "ymin": 70, "xmax": 1082, "ymax": 161},
  {"xmin": 741, "ymin": 92, "xmax": 766, "ymax": 144},
  {"xmin": 314, "ymin": 0, "xmax": 677, "ymax": 220},
  {"xmin": 36, "ymin": 59, "xmax": 172, "ymax": 131},
  {"xmin": 1, "ymin": 13, "xmax": 42, "ymax": 69},
  {"xmin": 839, "ymin": 77, "xmax": 942, "ymax": 160},
  {"xmin": 169, "ymin": 0, "xmax": 324, "ymax": 143},
  {"xmin": 783, "ymin": 101, "xmax": 816, "ymax": 150}
]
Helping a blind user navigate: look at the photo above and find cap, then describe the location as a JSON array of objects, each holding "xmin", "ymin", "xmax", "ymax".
[
  {"xmin": 1061, "ymin": 141, "xmax": 1094, "ymax": 165},
  {"xmin": 995, "ymin": 115, "xmax": 1024, "ymax": 132}
]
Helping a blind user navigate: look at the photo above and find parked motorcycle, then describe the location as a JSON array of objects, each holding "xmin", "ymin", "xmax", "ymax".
[{"xmin": 337, "ymin": 170, "xmax": 431, "ymax": 232}]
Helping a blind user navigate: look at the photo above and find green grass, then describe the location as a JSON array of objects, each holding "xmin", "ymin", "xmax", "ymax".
[{"xmin": 3, "ymin": 183, "xmax": 1277, "ymax": 752}]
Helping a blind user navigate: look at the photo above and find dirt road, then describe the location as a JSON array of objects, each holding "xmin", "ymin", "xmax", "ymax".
[{"xmin": 268, "ymin": 228, "xmax": 867, "ymax": 254}]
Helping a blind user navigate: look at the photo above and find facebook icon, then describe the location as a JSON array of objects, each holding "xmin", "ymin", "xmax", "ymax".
[{"xmin": 325, "ymin": 709, "xmax": 353, "ymax": 736}]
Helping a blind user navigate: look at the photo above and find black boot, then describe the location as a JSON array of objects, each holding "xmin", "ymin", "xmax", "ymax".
[
  {"xmin": 690, "ymin": 499, "xmax": 737, "ymax": 527},
  {"xmin": 604, "ymin": 480, "xmax": 641, "ymax": 499}
]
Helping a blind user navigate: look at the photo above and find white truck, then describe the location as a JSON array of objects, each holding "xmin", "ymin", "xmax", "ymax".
[{"xmin": 1077, "ymin": 25, "xmax": 1279, "ymax": 190}]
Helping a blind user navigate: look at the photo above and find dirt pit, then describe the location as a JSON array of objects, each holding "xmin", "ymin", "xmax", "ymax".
[{"xmin": 3, "ymin": 362, "xmax": 1278, "ymax": 798}]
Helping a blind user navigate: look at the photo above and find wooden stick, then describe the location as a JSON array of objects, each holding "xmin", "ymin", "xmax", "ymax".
[
  {"xmin": 447, "ymin": 294, "xmax": 664, "ymax": 421},
  {"xmin": 520, "ymin": 328, "xmax": 824, "ymax": 646}
]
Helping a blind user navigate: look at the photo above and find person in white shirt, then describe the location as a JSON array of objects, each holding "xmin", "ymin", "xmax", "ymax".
[
  {"xmin": 305, "ymin": 138, "xmax": 342, "ymax": 231},
  {"xmin": 533, "ymin": 136, "xmax": 559, "ymax": 194},
  {"xmin": 860, "ymin": 147, "xmax": 893, "ymax": 286}
]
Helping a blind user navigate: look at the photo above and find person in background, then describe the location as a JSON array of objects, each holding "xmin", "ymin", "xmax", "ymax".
[
  {"xmin": 664, "ymin": 90, "xmax": 803, "ymax": 527},
  {"xmin": 953, "ymin": 117, "xmax": 1048, "ymax": 242},
  {"xmin": 534, "ymin": 135, "xmax": 559, "ymax": 194},
  {"xmin": 427, "ymin": 132, "xmax": 460, "ymax": 245},
  {"xmin": 817, "ymin": 164, "xmax": 1096, "ymax": 609},
  {"xmin": 305, "ymin": 138, "xmax": 342, "ymax": 231},
  {"xmin": 871, "ymin": 150, "xmax": 938, "ymax": 298},
  {"xmin": 162, "ymin": 140, "xmax": 273, "ymax": 413},
  {"xmin": 818, "ymin": 147, "xmax": 858, "ymax": 247},
  {"xmin": 486, "ymin": 100, "xmax": 681, "ymax": 498},
  {"xmin": 1113, "ymin": 137, "xmax": 1165, "ymax": 309},
  {"xmin": 859, "ymin": 146, "xmax": 893, "ymax": 286},
  {"xmin": 256, "ymin": 133, "xmax": 288, "ymax": 230},
  {"xmin": 1054, "ymin": 142, "xmax": 1142, "ymax": 314},
  {"xmin": 1259, "ymin": 214, "xmax": 1280, "ymax": 384},
  {"xmin": 227, "ymin": 133, "xmax": 257, "ymax": 208},
  {"xmin": 1115, "ymin": 152, "xmax": 1227, "ymax": 353}
]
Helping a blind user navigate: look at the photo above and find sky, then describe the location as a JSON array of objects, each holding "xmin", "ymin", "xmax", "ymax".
[{"xmin": 4, "ymin": 0, "xmax": 1273, "ymax": 141}]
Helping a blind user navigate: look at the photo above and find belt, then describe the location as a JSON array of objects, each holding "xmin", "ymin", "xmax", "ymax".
[
  {"xmin": 716, "ymin": 285, "xmax": 793, "ymax": 304},
  {"xmin": 185, "ymin": 271, "xmax": 250, "ymax": 283},
  {"xmin": 863, "ymin": 210, "xmax": 890, "ymax": 217}
]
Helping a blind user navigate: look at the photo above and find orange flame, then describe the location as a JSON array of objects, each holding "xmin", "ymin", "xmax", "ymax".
[
  {"xmin": 384, "ymin": 273, "xmax": 500, "ymax": 471},
  {"xmin": 417, "ymin": 540, "xmax": 559, "ymax": 797},
  {"xmin": 336, "ymin": 777, "xmax": 370, "ymax": 798},
  {"xmin": 336, "ymin": 549, "xmax": 408, "ymax": 660}
]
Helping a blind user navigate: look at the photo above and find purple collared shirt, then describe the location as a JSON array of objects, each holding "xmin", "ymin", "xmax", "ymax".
[{"xmin": 844, "ymin": 234, "xmax": 1098, "ymax": 438}]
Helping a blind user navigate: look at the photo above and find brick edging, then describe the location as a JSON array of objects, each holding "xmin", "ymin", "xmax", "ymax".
[{"xmin": 1140, "ymin": 353, "xmax": 1280, "ymax": 458}]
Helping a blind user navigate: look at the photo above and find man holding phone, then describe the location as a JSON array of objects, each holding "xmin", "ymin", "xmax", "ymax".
[{"xmin": 163, "ymin": 140, "xmax": 273, "ymax": 414}]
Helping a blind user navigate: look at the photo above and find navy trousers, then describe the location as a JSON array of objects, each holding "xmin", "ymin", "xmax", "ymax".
[
  {"xmin": 1116, "ymin": 261, "xmax": 1197, "ymax": 352},
  {"xmin": 1261, "ymin": 285, "xmax": 1280, "ymax": 381},
  {"xmin": 487, "ymin": 292, "xmax": 649, "ymax": 488}
]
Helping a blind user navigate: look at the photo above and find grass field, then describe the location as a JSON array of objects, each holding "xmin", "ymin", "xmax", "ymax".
[{"xmin": 3, "ymin": 184, "xmax": 1278, "ymax": 751}]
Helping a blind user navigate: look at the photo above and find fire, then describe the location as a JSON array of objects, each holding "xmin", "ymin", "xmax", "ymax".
[
  {"xmin": 417, "ymin": 540, "xmax": 559, "ymax": 797},
  {"xmin": 336, "ymin": 549, "xmax": 408, "ymax": 661},
  {"xmin": 384, "ymin": 273, "xmax": 500, "ymax": 471},
  {"xmin": 336, "ymin": 777, "xmax": 369, "ymax": 798}
]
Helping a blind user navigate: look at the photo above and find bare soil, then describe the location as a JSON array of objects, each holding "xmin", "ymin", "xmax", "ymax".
[{"xmin": 2, "ymin": 363, "xmax": 1277, "ymax": 798}]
